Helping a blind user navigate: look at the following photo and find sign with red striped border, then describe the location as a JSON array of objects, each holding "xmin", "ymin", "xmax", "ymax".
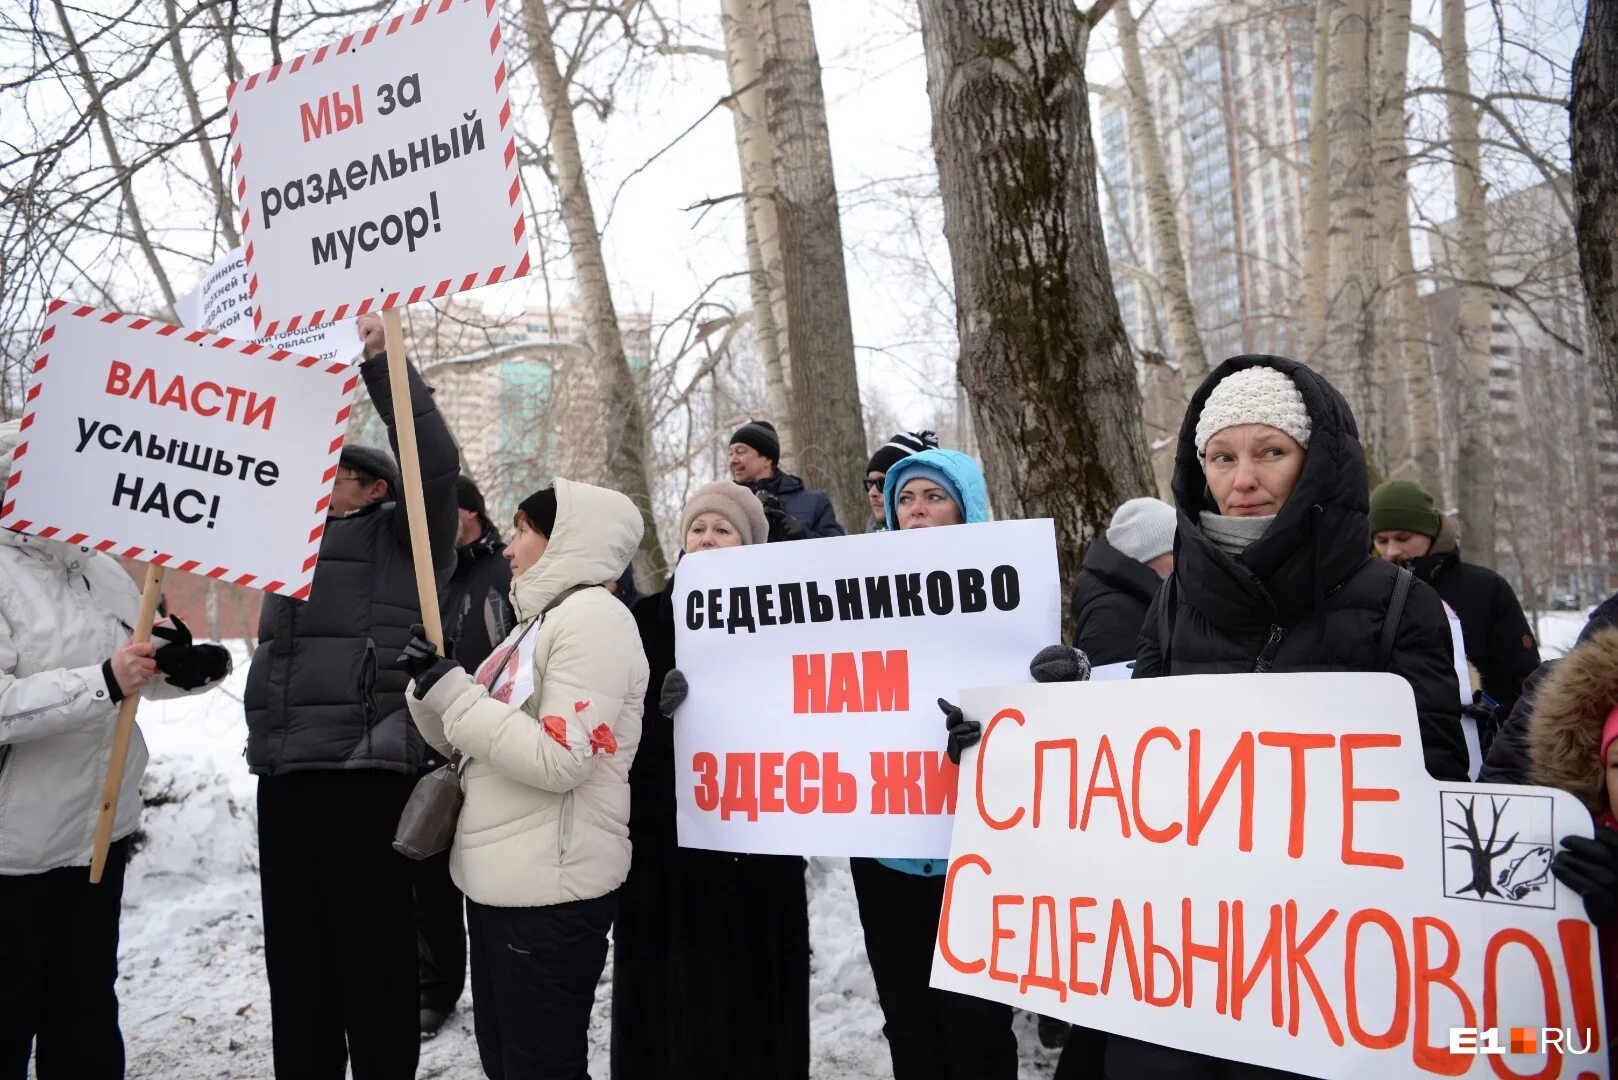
[
  {"xmin": 228, "ymin": 0, "xmax": 529, "ymax": 337},
  {"xmin": 0, "ymin": 301, "xmax": 359, "ymax": 600}
]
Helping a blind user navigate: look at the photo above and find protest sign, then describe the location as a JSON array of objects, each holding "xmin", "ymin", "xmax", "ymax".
[
  {"xmin": 227, "ymin": 0, "xmax": 529, "ymax": 335},
  {"xmin": 0, "ymin": 301, "xmax": 358, "ymax": 598},
  {"xmin": 673, "ymin": 520, "xmax": 1061, "ymax": 858},
  {"xmin": 176, "ymin": 247, "xmax": 362, "ymax": 365},
  {"xmin": 932, "ymin": 673, "xmax": 1608, "ymax": 1079}
]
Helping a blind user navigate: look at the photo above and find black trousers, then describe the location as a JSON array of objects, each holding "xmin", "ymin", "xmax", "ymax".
[
  {"xmin": 413, "ymin": 846, "xmax": 467, "ymax": 1014},
  {"xmin": 258, "ymin": 771, "xmax": 419, "ymax": 1080},
  {"xmin": 849, "ymin": 857, "xmax": 1017, "ymax": 1080},
  {"xmin": 0, "ymin": 839, "xmax": 130, "ymax": 1080},
  {"xmin": 467, "ymin": 892, "xmax": 615, "ymax": 1080}
]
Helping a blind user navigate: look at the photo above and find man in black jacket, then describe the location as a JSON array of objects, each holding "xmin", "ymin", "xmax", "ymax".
[
  {"xmin": 1070, "ymin": 497, "xmax": 1176, "ymax": 665},
  {"xmin": 415, "ymin": 475, "xmax": 512, "ymax": 1039},
  {"xmin": 728, "ymin": 419, "xmax": 844, "ymax": 538},
  {"xmin": 1371, "ymin": 479, "xmax": 1541, "ymax": 716},
  {"xmin": 244, "ymin": 313, "xmax": 460, "ymax": 1079}
]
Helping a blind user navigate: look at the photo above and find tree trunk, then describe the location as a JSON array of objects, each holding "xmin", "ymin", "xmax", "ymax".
[
  {"xmin": 164, "ymin": 0, "xmax": 239, "ymax": 249},
  {"xmin": 1375, "ymin": 0, "xmax": 1442, "ymax": 498},
  {"xmin": 1324, "ymin": 0, "xmax": 1382, "ymax": 466},
  {"xmin": 520, "ymin": 0, "xmax": 668, "ymax": 586},
  {"xmin": 917, "ymin": 0, "xmax": 1155, "ymax": 635},
  {"xmin": 751, "ymin": 0, "xmax": 867, "ymax": 531},
  {"xmin": 1115, "ymin": 0, "xmax": 1208, "ymax": 385},
  {"xmin": 721, "ymin": 0, "xmax": 795, "ymax": 461},
  {"xmin": 1572, "ymin": 0, "xmax": 1618, "ymax": 421},
  {"xmin": 1302, "ymin": 0, "xmax": 1332, "ymax": 364},
  {"xmin": 1441, "ymin": 0, "xmax": 1496, "ymax": 567},
  {"xmin": 54, "ymin": 0, "xmax": 179, "ymax": 316}
]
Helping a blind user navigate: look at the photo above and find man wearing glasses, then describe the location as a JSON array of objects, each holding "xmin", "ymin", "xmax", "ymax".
[
  {"xmin": 863, "ymin": 430, "xmax": 939, "ymax": 532},
  {"xmin": 244, "ymin": 312, "xmax": 461, "ymax": 1080}
]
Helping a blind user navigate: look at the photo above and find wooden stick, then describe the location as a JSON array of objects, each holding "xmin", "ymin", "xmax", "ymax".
[
  {"xmin": 90, "ymin": 563, "xmax": 164, "ymax": 884},
  {"xmin": 381, "ymin": 307, "xmax": 445, "ymax": 655}
]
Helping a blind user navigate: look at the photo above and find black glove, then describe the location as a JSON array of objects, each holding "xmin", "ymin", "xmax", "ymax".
[
  {"xmin": 758, "ymin": 491, "xmax": 810, "ymax": 543},
  {"xmin": 660, "ymin": 669, "xmax": 689, "ymax": 717},
  {"xmin": 399, "ymin": 624, "xmax": 461, "ymax": 700},
  {"xmin": 149, "ymin": 615, "xmax": 232, "ymax": 690},
  {"xmin": 1030, "ymin": 644, "xmax": 1092, "ymax": 684},
  {"xmin": 942, "ymin": 697, "xmax": 981, "ymax": 765},
  {"xmin": 1551, "ymin": 829, "xmax": 1618, "ymax": 925},
  {"xmin": 1461, "ymin": 693, "xmax": 1500, "ymax": 756}
]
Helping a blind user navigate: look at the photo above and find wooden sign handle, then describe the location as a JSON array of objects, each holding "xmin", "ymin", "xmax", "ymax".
[
  {"xmin": 89, "ymin": 563, "xmax": 164, "ymax": 884},
  {"xmin": 381, "ymin": 308, "xmax": 445, "ymax": 656}
]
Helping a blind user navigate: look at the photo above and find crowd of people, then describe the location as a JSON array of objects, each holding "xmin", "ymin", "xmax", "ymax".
[{"xmin": 4, "ymin": 334, "xmax": 1617, "ymax": 1080}]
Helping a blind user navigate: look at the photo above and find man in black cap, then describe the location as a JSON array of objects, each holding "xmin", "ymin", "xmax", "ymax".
[
  {"xmin": 727, "ymin": 419, "xmax": 845, "ymax": 538},
  {"xmin": 864, "ymin": 430, "xmax": 939, "ymax": 531},
  {"xmin": 414, "ymin": 474, "xmax": 513, "ymax": 1039},
  {"xmin": 245, "ymin": 312, "xmax": 460, "ymax": 1078}
]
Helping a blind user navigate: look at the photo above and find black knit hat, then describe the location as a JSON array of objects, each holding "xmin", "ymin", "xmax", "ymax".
[
  {"xmin": 456, "ymin": 475, "xmax": 488, "ymax": 520},
  {"xmin": 730, "ymin": 419, "xmax": 780, "ymax": 463},
  {"xmin": 339, "ymin": 445, "xmax": 398, "ymax": 497},
  {"xmin": 518, "ymin": 487, "xmax": 558, "ymax": 538},
  {"xmin": 866, "ymin": 430, "xmax": 939, "ymax": 475}
]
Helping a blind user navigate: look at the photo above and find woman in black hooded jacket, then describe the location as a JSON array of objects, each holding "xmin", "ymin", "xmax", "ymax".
[{"xmin": 1105, "ymin": 355, "xmax": 1467, "ymax": 1079}]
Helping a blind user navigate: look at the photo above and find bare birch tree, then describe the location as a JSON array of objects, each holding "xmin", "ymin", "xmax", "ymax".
[
  {"xmin": 521, "ymin": 0, "xmax": 668, "ymax": 583},
  {"xmin": 918, "ymin": 0, "xmax": 1154, "ymax": 631},
  {"xmin": 751, "ymin": 0, "xmax": 868, "ymax": 530},
  {"xmin": 1302, "ymin": 0, "xmax": 1333, "ymax": 365},
  {"xmin": 1115, "ymin": 0, "xmax": 1208, "ymax": 384}
]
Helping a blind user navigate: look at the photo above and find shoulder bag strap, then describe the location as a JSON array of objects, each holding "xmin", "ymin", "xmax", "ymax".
[{"xmin": 1379, "ymin": 566, "xmax": 1415, "ymax": 670}]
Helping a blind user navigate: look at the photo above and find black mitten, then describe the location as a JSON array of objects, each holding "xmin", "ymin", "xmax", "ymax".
[
  {"xmin": 150, "ymin": 615, "xmax": 232, "ymax": 690},
  {"xmin": 399, "ymin": 624, "xmax": 461, "ymax": 700},
  {"xmin": 941, "ymin": 697, "xmax": 981, "ymax": 765},
  {"xmin": 1552, "ymin": 829, "xmax": 1618, "ymax": 925}
]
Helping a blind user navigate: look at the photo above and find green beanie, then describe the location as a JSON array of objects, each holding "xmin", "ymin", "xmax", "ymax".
[{"xmin": 1369, "ymin": 480, "xmax": 1441, "ymax": 539}]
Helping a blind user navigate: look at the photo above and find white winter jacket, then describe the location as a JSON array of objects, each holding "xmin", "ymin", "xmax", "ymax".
[{"xmin": 408, "ymin": 477, "xmax": 649, "ymax": 908}]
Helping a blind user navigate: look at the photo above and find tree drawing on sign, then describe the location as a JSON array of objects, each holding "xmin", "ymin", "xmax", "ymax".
[{"xmin": 1448, "ymin": 795, "xmax": 1518, "ymax": 899}]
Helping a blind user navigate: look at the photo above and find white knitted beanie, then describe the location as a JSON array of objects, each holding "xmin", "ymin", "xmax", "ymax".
[
  {"xmin": 1106, "ymin": 497, "xmax": 1177, "ymax": 563},
  {"xmin": 1194, "ymin": 366, "xmax": 1312, "ymax": 458}
]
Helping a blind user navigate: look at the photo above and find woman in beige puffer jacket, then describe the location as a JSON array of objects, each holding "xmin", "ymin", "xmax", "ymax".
[{"xmin": 404, "ymin": 477, "xmax": 648, "ymax": 1080}]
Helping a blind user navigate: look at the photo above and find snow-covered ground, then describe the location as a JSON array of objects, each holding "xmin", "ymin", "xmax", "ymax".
[{"xmin": 95, "ymin": 606, "xmax": 1598, "ymax": 1078}]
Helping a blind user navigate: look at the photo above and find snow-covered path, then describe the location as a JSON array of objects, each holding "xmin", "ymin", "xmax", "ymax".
[{"xmin": 102, "ymin": 611, "xmax": 1594, "ymax": 1078}]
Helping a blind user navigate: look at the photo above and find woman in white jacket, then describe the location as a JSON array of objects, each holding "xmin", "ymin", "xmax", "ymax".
[
  {"xmin": 401, "ymin": 477, "xmax": 649, "ymax": 1080},
  {"xmin": 0, "ymin": 419, "xmax": 231, "ymax": 1078}
]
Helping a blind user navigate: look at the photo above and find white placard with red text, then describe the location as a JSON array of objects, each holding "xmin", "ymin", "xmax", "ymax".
[
  {"xmin": 673, "ymin": 520, "xmax": 1061, "ymax": 858},
  {"xmin": 933, "ymin": 674, "xmax": 1608, "ymax": 1079},
  {"xmin": 177, "ymin": 247, "xmax": 362, "ymax": 366},
  {"xmin": 0, "ymin": 302, "xmax": 358, "ymax": 598},
  {"xmin": 227, "ymin": 0, "xmax": 529, "ymax": 336}
]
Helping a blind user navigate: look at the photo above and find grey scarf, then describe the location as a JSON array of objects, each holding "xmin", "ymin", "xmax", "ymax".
[{"xmin": 1198, "ymin": 510, "xmax": 1275, "ymax": 558}]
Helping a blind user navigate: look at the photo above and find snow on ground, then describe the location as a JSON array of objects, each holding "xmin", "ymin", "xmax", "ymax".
[
  {"xmin": 111, "ymin": 645, "xmax": 1062, "ymax": 1079},
  {"xmin": 101, "ymin": 600, "xmax": 1605, "ymax": 1078}
]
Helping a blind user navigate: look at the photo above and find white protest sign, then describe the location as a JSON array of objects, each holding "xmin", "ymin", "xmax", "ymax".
[
  {"xmin": 674, "ymin": 520, "xmax": 1061, "ymax": 858},
  {"xmin": 1, "ymin": 301, "xmax": 359, "ymax": 598},
  {"xmin": 228, "ymin": 0, "xmax": 529, "ymax": 335},
  {"xmin": 177, "ymin": 247, "xmax": 362, "ymax": 366},
  {"xmin": 932, "ymin": 673, "xmax": 1608, "ymax": 1079}
]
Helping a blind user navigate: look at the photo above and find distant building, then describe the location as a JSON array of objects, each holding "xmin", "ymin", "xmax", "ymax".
[{"xmin": 1426, "ymin": 180, "xmax": 1618, "ymax": 601}]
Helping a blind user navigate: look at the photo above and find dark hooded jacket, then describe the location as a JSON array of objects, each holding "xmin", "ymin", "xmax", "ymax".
[
  {"xmin": 1133, "ymin": 355, "xmax": 1467, "ymax": 783},
  {"xmin": 1406, "ymin": 516, "xmax": 1540, "ymax": 715},
  {"xmin": 1070, "ymin": 536, "xmax": 1164, "ymax": 665},
  {"xmin": 243, "ymin": 354, "xmax": 460, "ymax": 775},
  {"xmin": 442, "ymin": 521, "xmax": 513, "ymax": 675},
  {"xmin": 1480, "ymin": 591, "xmax": 1618, "ymax": 786},
  {"xmin": 755, "ymin": 469, "xmax": 843, "ymax": 539}
]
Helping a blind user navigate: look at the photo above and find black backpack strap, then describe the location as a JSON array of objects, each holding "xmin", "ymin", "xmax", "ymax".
[
  {"xmin": 1379, "ymin": 566, "xmax": 1414, "ymax": 670},
  {"xmin": 542, "ymin": 582, "xmax": 601, "ymax": 617},
  {"xmin": 1155, "ymin": 572, "xmax": 1177, "ymax": 672}
]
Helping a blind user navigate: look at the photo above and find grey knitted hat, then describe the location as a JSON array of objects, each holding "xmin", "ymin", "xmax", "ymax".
[
  {"xmin": 1106, "ymin": 497, "xmax": 1177, "ymax": 563},
  {"xmin": 681, "ymin": 480, "xmax": 769, "ymax": 547},
  {"xmin": 1194, "ymin": 366, "xmax": 1312, "ymax": 458}
]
